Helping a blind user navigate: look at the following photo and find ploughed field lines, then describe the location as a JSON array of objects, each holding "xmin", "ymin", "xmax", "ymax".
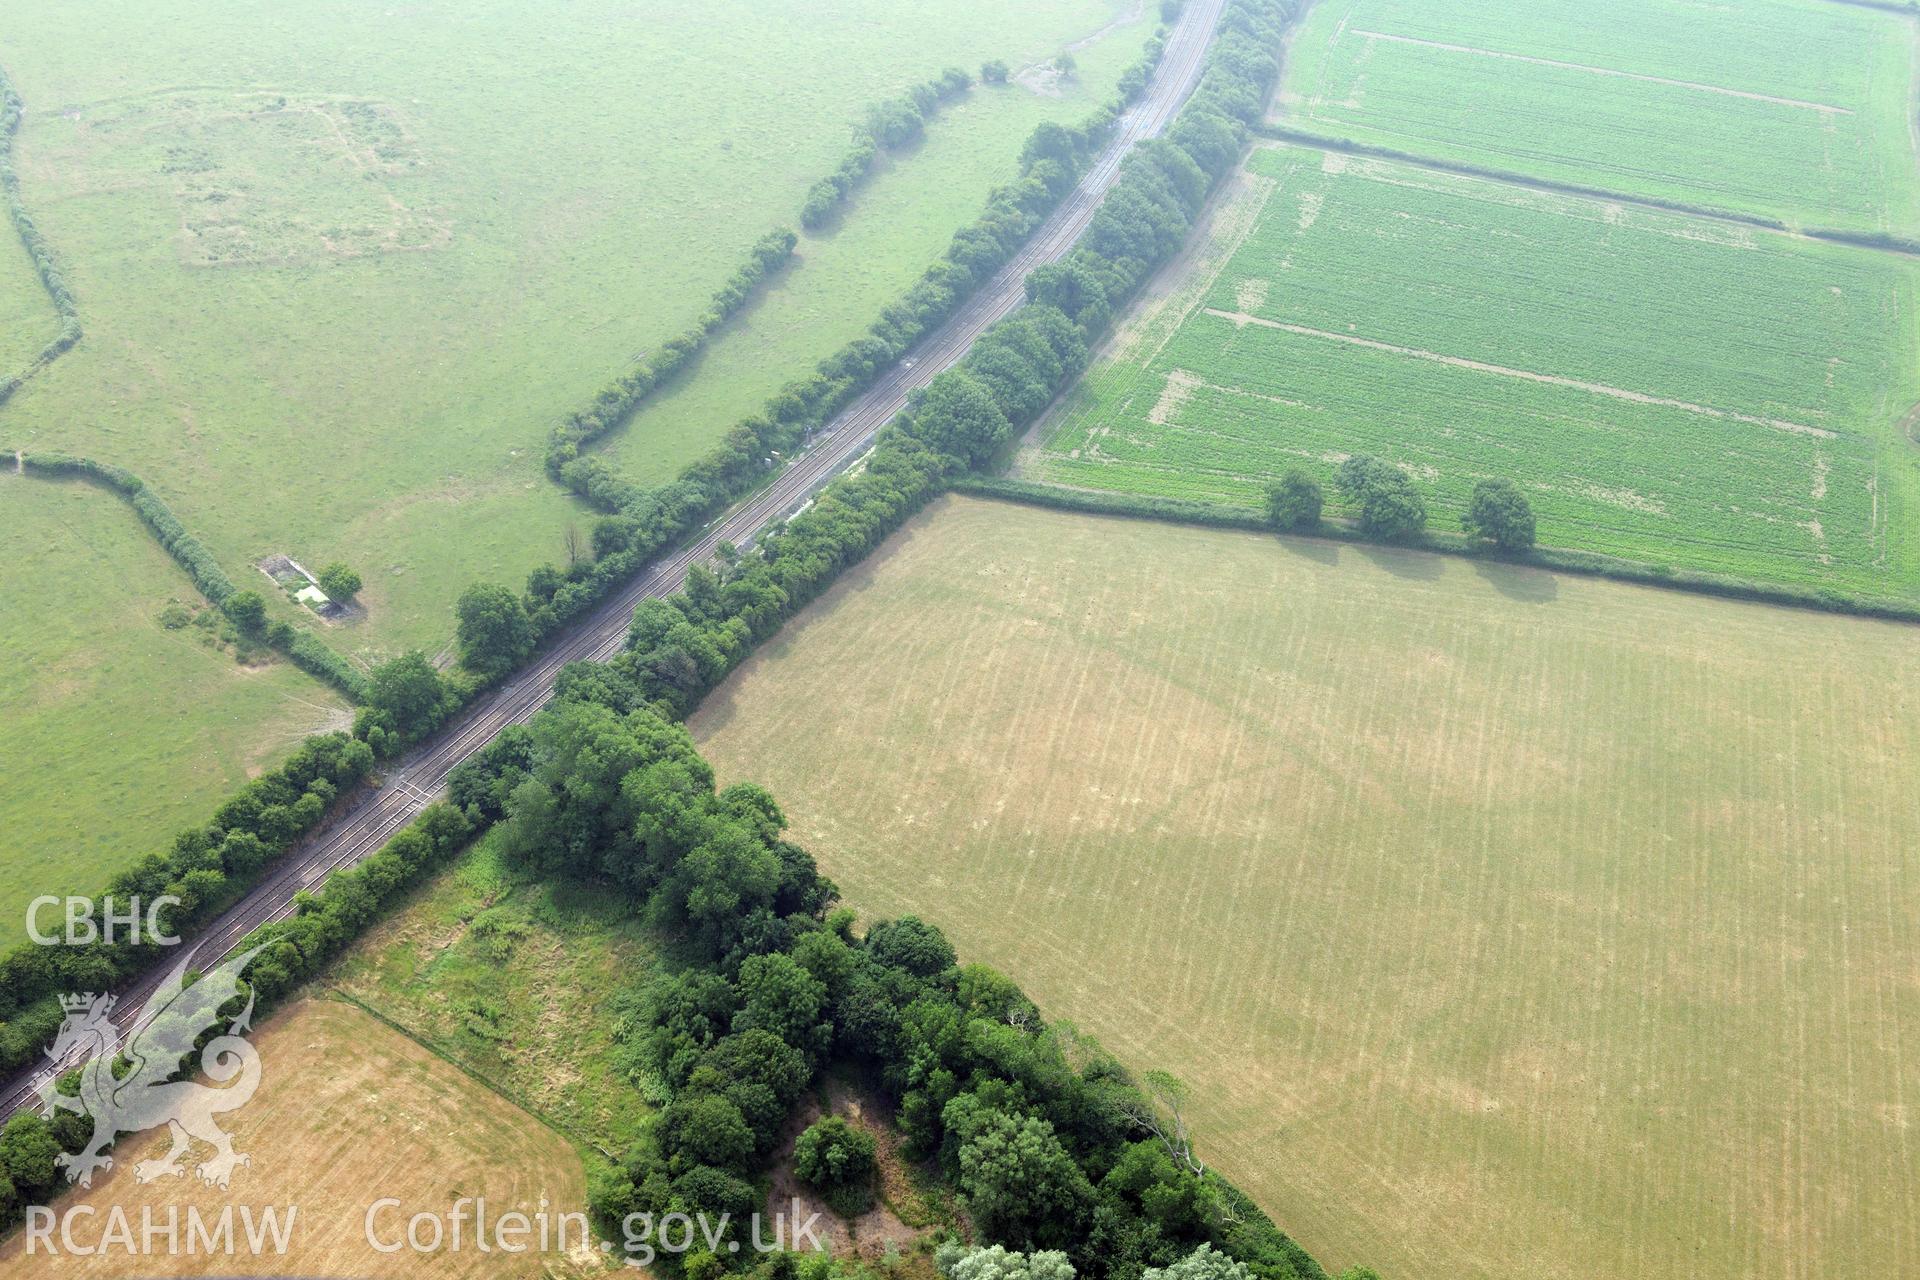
[
  {"xmin": 1032, "ymin": 142, "xmax": 1919, "ymax": 598},
  {"xmin": 1282, "ymin": 0, "xmax": 1920, "ymax": 234},
  {"xmin": 693, "ymin": 495, "xmax": 1920, "ymax": 1280}
]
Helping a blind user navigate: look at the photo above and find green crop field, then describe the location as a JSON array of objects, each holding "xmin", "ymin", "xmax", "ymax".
[
  {"xmin": 0, "ymin": 0, "xmax": 1145, "ymax": 662},
  {"xmin": 1023, "ymin": 142, "xmax": 1920, "ymax": 600},
  {"xmin": 0, "ymin": 473, "xmax": 346, "ymax": 943},
  {"xmin": 694, "ymin": 494, "xmax": 1920, "ymax": 1280},
  {"xmin": 0, "ymin": 224, "xmax": 52, "ymax": 378},
  {"xmin": 1281, "ymin": 0, "xmax": 1920, "ymax": 234}
]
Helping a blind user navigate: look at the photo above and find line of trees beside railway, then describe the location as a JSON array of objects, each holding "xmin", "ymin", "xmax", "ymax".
[
  {"xmin": 437, "ymin": 27, "xmax": 1184, "ymax": 693},
  {"xmin": 801, "ymin": 68, "xmax": 974, "ymax": 230},
  {"xmin": 0, "ymin": 71, "xmax": 82, "ymax": 406},
  {"xmin": 0, "ymin": 732, "xmax": 375, "ymax": 1078},
  {"xmin": 572, "ymin": 0, "xmax": 1300, "ymax": 721},
  {"xmin": 0, "ymin": 792, "xmax": 470, "ymax": 1229}
]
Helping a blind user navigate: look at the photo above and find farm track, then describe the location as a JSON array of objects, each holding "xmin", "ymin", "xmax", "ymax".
[{"xmin": 0, "ymin": 0, "xmax": 1232, "ymax": 1120}]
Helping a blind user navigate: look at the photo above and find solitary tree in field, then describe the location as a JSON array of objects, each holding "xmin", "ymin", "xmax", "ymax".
[
  {"xmin": 317, "ymin": 561, "xmax": 361, "ymax": 601},
  {"xmin": 1055, "ymin": 52, "xmax": 1077, "ymax": 78},
  {"xmin": 1264, "ymin": 469, "xmax": 1323, "ymax": 531},
  {"xmin": 981, "ymin": 60, "xmax": 1010, "ymax": 84},
  {"xmin": 1462, "ymin": 477, "xmax": 1536, "ymax": 551}
]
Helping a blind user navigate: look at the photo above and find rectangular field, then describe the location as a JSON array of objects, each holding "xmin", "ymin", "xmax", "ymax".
[
  {"xmin": 1024, "ymin": 142, "xmax": 1920, "ymax": 600},
  {"xmin": 1281, "ymin": 0, "xmax": 1920, "ymax": 234},
  {"xmin": 692, "ymin": 494, "xmax": 1920, "ymax": 1280}
]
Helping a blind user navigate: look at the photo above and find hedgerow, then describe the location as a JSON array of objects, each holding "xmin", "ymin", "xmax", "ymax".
[
  {"xmin": 17, "ymin": 453, "xmax": 370, "ymax": 700},
  {"xmin": 800, "ymin": 67, "xmax": 974, "ymax": 230},
  {"xmin": 545, "ymin": 228, "xmax": 798, "ymax": 473},
  {"xmin": 0, "ymin": 70, "xmax": 82, "ymax": 405},
  {"xmin": 954, "ymin": 476, "xmax": 1920, "ymax": 625}
]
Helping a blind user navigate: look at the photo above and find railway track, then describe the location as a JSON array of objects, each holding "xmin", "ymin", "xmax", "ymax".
[{"xmin": 0, "ymin": 0, "xmax": 1230, "ymax": 1120}]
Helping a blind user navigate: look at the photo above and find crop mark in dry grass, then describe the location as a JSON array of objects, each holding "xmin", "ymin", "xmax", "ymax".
[
  {"xmin": 1352, "ymin": 30, "xmax": 1855, "ymax": 115},
  {"xmin": 1203, "ymin": 308, "xmax": 1841, "ymax": 439}
]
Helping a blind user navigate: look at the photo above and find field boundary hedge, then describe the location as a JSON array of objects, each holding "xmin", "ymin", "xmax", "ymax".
[
  {"xmin": 544, "ymin": 228, "xmax": 799, "ymax": 475},
  {"xmin": 0, "ymin": 69, "xmax": 83, "ymax": 406},
  {"xmin": 15, "ymin": 453, "xmax": 371, "ymax": 700},
  {"xmin": 1254, "ymin": 127, "xmax": 1920, "ymax": 259},
  {"xmin": 800, "ymin": 67, "xmax": 975, "ymax": 230},
  {"xmin": 952, "ymin": 475, "xmax": 1920, "ymax": 624},
  {"xmin": 1253, "ymin": 125, "xmax": 1793, "ymax": 231}
]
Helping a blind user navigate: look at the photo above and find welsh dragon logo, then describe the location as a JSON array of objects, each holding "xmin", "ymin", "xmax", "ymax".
[{"xmin": 42, "ymin": 944, "xmax": 269, "ymax": 1191}]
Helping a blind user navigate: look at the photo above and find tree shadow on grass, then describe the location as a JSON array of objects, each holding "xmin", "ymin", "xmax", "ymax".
[
  {"xmin": 1470, "ymin": 557, "xmax": 1561, "ymax": 604},
  {"xmin": 1274, "ymin": 532, "xmax": 1341, "ymax": 567},
  {"xmin": 1356, "ymin": 543, "xmax": 1445, "ymax": 582}
]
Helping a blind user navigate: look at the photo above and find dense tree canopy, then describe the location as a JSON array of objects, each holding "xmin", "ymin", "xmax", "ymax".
[
  {"xmin": 1462, "ymin": 477, "xmax": 1537, "ymax": 551},
  {"xmin": 1264, "ymin": 470, "xmax": 1323, "ymax": 531},
  {"xmin": 1334, "ymin": 455, "xmax": 1427, "ymax": 543},
  {"xmin": 317, "ymin": 561, "xmax": 362, "ymax": 601},
  {"xmin": 455, "ymin": 582, "xmax": 536, "ymax": 679}
]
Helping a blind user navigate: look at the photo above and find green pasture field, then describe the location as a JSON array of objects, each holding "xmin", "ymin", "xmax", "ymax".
[
  {"xmin": 0, "ymin": 0, "xmax": 1145, "ymax": 662},
  {"xmin": 693, "ymin": 493, "xmax": 1920, "ymax": 1280},
  {"xmin": 330, "ymin": 831, "xmax": 659, "ymax": 1153},
  {"xmin": 1280, "ymin": 0, "xmax": 1920, "ymax": 234},
  {"xmin": 1023, "ymin": 142, "xmax": 1920, "ymax": 600},
  {"xmin": 0, "ymin": 219, "xmax": 52, "ymax": 377},
  {"xmin": 0, "ymin": 473, "xmax": 346, "ymax": 944},
  {"xmin": 600, "ymin": 21, "xmax": 1153, "ymax": 480}
]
